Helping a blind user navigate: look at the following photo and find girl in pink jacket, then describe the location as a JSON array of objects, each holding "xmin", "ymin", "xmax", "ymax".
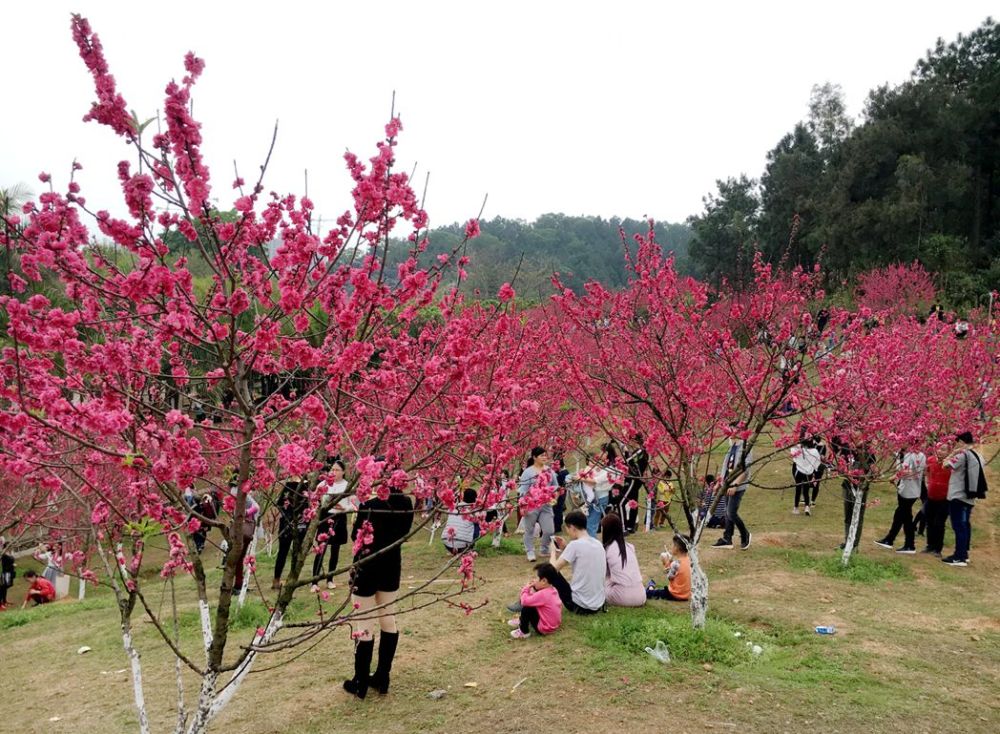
[{"xmin": 509, "ymin": 563, "xmax": 563, "ymax": 639}]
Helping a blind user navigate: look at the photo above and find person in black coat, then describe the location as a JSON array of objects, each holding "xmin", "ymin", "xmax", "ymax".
[
  {"xmin": 272, "ymin": 476, "xmax": 307, "ymax": 590},
  {"xmin": 621, "ymin": 435, "xmax": 649, "ymax": 533},
  {"xmin": 0, "ymin": 537, "xmax": 16, "ymax": 609},
  {"xmin": 343, "ymin": 482, "xmax": 414, "ymax": 699}
]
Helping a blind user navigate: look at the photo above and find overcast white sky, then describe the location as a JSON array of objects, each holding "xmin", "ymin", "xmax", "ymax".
[{"xmin": 2, "ymin": 1, "xmax": 996, "ymax": 231}]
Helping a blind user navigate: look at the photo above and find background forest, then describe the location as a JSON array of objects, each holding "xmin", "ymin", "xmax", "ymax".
[{"xmin": 402, "ymin": 18, "xmax": 1000, "ymax": 308}]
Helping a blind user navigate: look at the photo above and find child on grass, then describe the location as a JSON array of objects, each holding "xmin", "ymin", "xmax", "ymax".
[
  {"xmin": 646, "ymin": 535, "xmax": 691, "ymax": 601},
  {"xmin": 508, "ymin": 563, "xmax": 563, "ymax": 639}
]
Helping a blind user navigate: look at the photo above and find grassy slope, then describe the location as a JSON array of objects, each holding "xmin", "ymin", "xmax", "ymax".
[{"xmin": 1, "ymin": 451, "xmax": 998, "ymax": 734}]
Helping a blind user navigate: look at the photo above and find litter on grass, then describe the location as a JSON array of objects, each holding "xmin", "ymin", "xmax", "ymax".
[{"xmin": 644, "ymin": 640, "xmax": 671, "ymax": 663}]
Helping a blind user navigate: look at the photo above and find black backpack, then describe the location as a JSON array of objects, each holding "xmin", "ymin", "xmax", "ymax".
[{"xmin": 964, "ymin": 451, "xmax": 989, "ymax": 500}]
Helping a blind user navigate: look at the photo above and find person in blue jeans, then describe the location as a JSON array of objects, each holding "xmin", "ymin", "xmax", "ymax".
[
  {"xmin": 942, "ymin": 432, "xmax": 983, "ymax": 567},
  {"xmin": 711, "ymin": 434, "xmax": 753, "ymax": 550},
  {"xmin": 576, "ymin": 443, "xmax": 621, "ymax": 538}
]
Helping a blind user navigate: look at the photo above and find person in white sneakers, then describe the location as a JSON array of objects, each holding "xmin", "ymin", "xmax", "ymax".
[
  {"xmin": 711, "ymin": 431, "xmax": 753, "ymax": 550},
  {"xmin": 942, "ymin": 432, "xmax": 985, "ymax": 567},
  {"xmin": 790, "ymin": 437, "xmax": 822, "ymax": 516},
  {"xmin": 518, "ymin": 447, "xmax": 556, "ymax": 562},
  {"xmin": 874, "ymin": 448, "xmax": 926, "ymax": 554}
]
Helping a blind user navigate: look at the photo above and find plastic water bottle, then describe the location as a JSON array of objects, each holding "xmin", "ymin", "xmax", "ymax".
[{"xmin": 815, "ymin": 625, "xmax": 837, "ymax": 635}]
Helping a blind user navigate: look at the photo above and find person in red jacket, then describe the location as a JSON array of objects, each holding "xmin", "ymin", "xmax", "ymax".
[
  {"xmin": 922, "ymin": 452, "xmax": 951, "ymax": 556},
  {"xmin": 21, "ymin": 570, "xmax": 56, "ymax": 608}
]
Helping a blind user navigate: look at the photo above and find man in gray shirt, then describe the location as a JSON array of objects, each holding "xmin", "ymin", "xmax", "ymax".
[
  {"xmin": 712, "ymin": 435, "xmax": 753, "ymax": 550},
  {"xmin": 548, "ymin": 510, "xmax": 606, "ymax": 613},
  {"xmin": 942, "ymin": 432, "xmax": 983, "ymax": 566}
]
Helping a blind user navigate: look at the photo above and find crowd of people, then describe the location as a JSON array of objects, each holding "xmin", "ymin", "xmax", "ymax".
[
  {"xmin": 781, "ymin": 430, "xmax": 987, "ymax": 566},
  {"xmin": 505, "ymin": 509, "xmax": 692, "ymax": 639},
  {"xmin": 0, "ymin": 428, "xmax": 987, "ymax": 704},
  {"xmin": 475, "ymin": 427, "xmax": 989, "ymax": 639}
]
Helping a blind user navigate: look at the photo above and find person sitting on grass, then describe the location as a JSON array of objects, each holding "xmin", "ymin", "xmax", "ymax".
[
  {"xmin": 601, "ymin": 512, "xmax": 646, "ymax": 607},
  {"xmin": 506, "ymin": 510, "xmax": 606, "ymax": 615},
  {"xmin": 443, "ymin": 487, "xmax": 480, "ymax": 555},
  {"xmin": 508, "ymin": 562, "xmax": 563, "ymax": 639},
  {"xmin": 646, "ymin": 535, "xmax": 691, "ymax": 602},
  {"xmin": 547, "ymin": 510, "xmax": 606, "ymax": 614},
  {"xmin": 21, "ymin": 570, "xmax": 56, "ymax": 608}
]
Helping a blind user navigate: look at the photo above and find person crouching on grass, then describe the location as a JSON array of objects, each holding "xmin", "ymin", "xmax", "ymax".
[
  {"xmin": 646, "ymin": 535, "xmax": 691, "ymax": 602},
  {"xmin": 508, "ymin": 563, "xmax": 563, "ymax": 639},
  {"xmin": 21, "ymin": 570, "xmax": 56, "ymax": 608}
]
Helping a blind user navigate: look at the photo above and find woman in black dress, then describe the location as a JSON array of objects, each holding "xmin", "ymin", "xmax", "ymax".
[{"xmin": 343, "ymin": 480, "xmax": 414, "ymax": 699}]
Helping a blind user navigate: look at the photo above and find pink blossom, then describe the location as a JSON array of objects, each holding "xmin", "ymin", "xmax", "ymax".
[{"xmin": 277, "ymin": 442, "xmax": 313, "ymax": 475}]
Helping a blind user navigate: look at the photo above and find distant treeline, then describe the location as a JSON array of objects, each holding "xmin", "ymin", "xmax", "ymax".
[
  {"xmin": 400, "ymin": 214, "xmax": 694, "ymax": 301},
  {"xmin": 688, "ymin": 18, "xmax": 1000, "ymax": 307}
]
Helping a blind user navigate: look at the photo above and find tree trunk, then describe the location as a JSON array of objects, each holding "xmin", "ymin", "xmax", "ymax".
[
  {"xmin": 841, "ymin": 483, "xmax": 865, "ymax": 566},
  {"xmin": 688, "ymin": 543, "xmax": 709, "ymax": 629},
  {"xmin": 237, "ymin": 534, "xmax": 256, "ymax": 608},
  {"xmin": 185, "ymin": 670, "xmax": 219, "ymax": 734},
  {"xmin": 205, "ymin": 611, "xmax": 284, "ymax": 723},
  {"xmin": 199, "ymin": 599, "xmax": 213, "ymax": 653},
  {"xmin": 121, "ymin": 622, "xmax": 150, "ymax": 734}
]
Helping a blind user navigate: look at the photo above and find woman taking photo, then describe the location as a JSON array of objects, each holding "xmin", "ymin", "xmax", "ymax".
[
  {"xmin": 312, "ymin": 459, "xmax": 352, "ymax": 591},
  {"xmin": 343, "ymin": 471, "xmax": 414, "ymax": 699}
]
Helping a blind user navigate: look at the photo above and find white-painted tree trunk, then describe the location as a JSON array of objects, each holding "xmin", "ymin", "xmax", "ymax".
[
  {"xmin": 121, "ymin": 627, "xmax": 150, "ymax": 734},
  {"xmin": 78, "ymin": 576, "xmax": 86, "ymax": 600},
  {"xmin": 205, "ymin": 611, "xmax": 284, "ymax": 721},
  {"xmin": 841, "ymin": 484, "xmax": 865, "ymax": 566},
  {"xmin": 199, "ymin": 599, "xmax": 213, "ymax": 653},
  {"xmin": 184, "ymin": 670, "xmax": 219, "ymax": 734},
  {"xmin": 183, "ymin": 611, "xmax": 285, "ymax": 734},
  {"xmin": 237, "ymin": 535, "xmax": 256, "ymax": 608},
  {"xmin": 687, "ymin": 543, "xmax": 708, "ymax": 629}
]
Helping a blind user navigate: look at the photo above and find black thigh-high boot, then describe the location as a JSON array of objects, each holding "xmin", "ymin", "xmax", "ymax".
[
  {"xmin": 369, "ymin": 631, "xmax": 399, "ymax": 694},
  {"xmin": 343, "ymin": 638, "xmax": 374, "ymax": 699}
]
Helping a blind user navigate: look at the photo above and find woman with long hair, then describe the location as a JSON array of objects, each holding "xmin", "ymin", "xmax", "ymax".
[
  {"xmin": 312, "ymin": 459, "xmax": 352, "ymax": 591},
  {"xmin": 599, "ymin": 512, "xmax": 645, "ymax": 607},
  {"xmin": 343, "ymin": 473, "xmax": 414, "ymax": 699},
  {"xmin": 518, "ymin": 447, "xmax": 556, "ymax": 562}
]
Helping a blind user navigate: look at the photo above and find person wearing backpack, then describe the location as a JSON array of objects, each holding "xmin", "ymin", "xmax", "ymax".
[
  {"xmin": 942, "ymin": 432, "xmax": 987, "ymax": 567},
  {"xmin": 921, "ymin": 450, "xmax": 952, "ymax": 556}
]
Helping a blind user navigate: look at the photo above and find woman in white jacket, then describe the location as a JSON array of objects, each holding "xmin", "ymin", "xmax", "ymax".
[{"xmin": 791, "ymin": 438, "xmax": 823, "ymax": 515}]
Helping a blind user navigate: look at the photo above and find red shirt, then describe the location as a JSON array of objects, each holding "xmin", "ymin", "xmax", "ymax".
[
  {"xmin": 925, "ymin": 456, "xmax": 951, "ymax": 501},
  {"xmin": 28, "ymin": 577, "xmax": 56, "ymax": 601}
]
